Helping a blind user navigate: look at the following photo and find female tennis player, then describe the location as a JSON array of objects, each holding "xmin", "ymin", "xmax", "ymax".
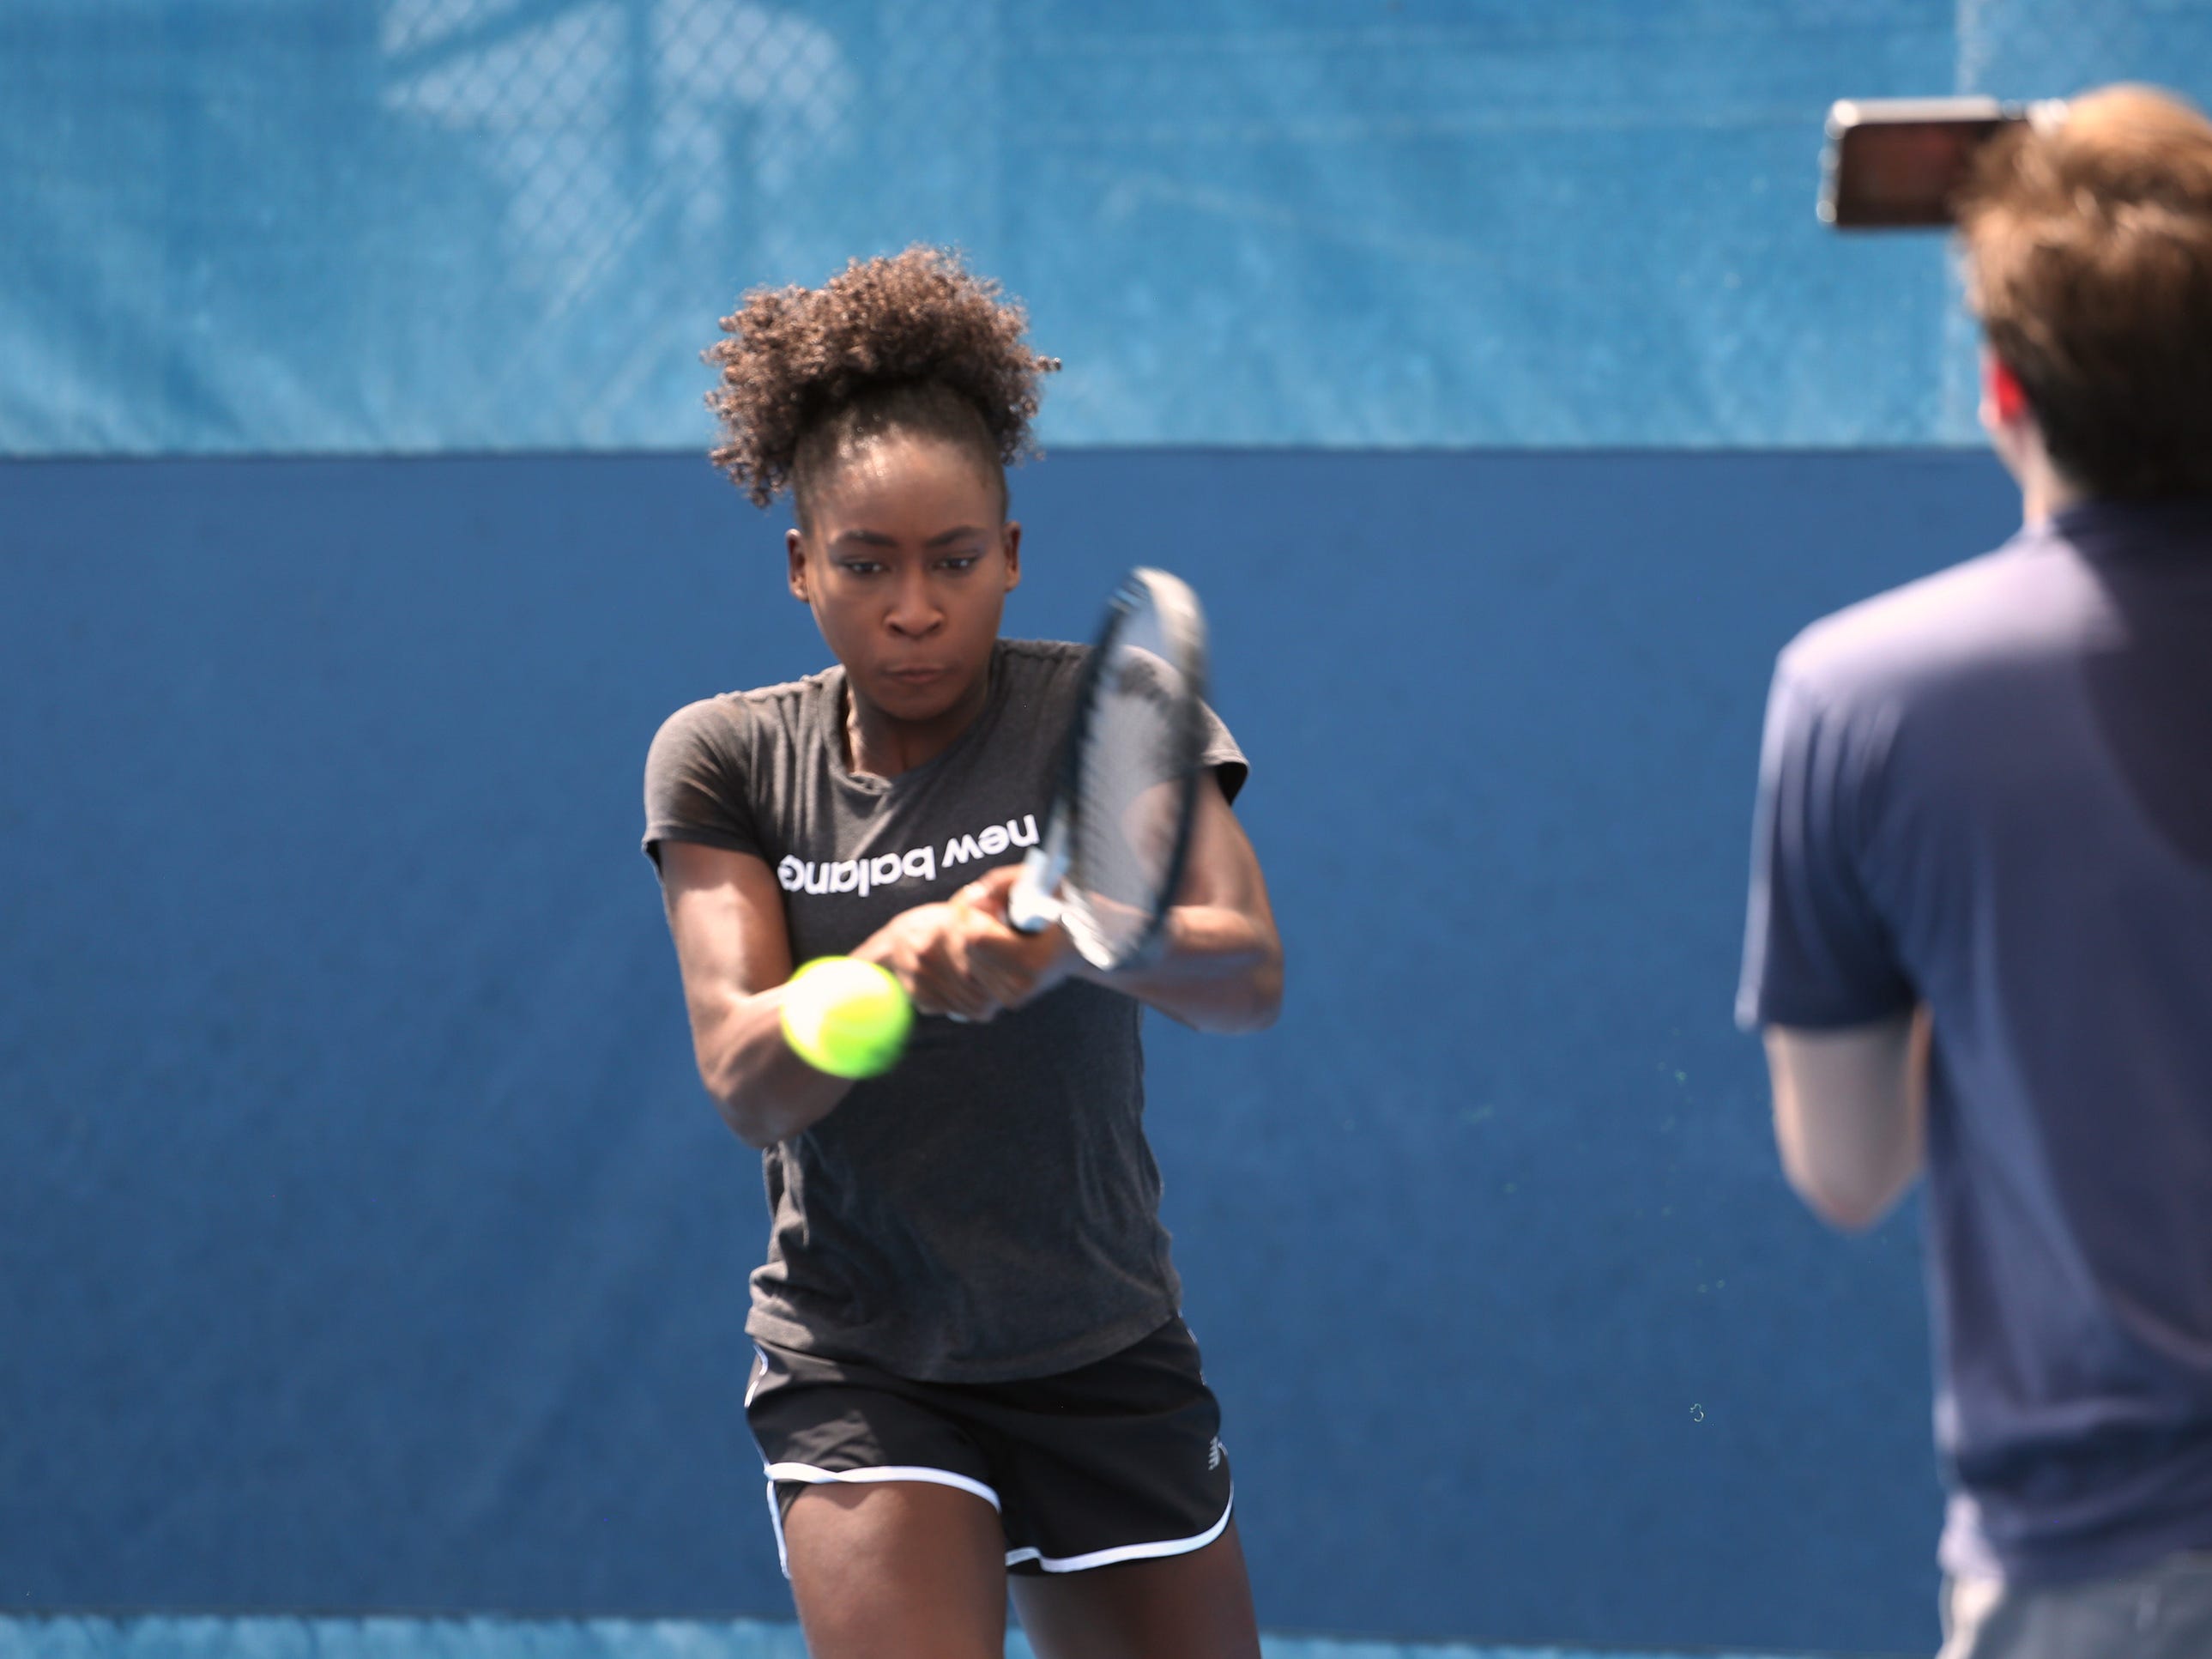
[{"xmin": 643, "ymin": 246, "xmax": 1283, "ymax": 1659}]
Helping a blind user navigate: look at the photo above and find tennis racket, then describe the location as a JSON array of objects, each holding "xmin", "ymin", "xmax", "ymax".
[{"xmin": 1006, "ymin": 567, "xmax": 1211, "ymax": 969}]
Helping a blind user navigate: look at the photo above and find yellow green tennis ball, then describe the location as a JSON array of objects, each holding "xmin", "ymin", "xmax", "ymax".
[{"xmin": 779, "ymin": 957, "xmax": 913, "ymax": 1079}]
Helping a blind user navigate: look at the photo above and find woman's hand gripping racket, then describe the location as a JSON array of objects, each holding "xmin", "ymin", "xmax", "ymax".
[{"xmin": 1006, "ymin": 567, "xmax": 1212, "ymax": 970}]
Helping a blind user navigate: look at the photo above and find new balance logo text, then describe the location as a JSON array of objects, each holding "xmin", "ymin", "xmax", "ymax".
[{"xmin": 776, "ymin": 814, "xmax": 1040, "ymax": 898}]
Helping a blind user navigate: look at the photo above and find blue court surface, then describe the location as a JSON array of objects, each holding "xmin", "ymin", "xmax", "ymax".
[{"xmin": 0, "ymin": 1619, "xmax": 1866, "ymax": 1659}]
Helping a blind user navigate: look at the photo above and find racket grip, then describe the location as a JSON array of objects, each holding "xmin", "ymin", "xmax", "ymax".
[{"xmin": 1006, "ymin": 843, "xmax": 1065, "ymax": 935}]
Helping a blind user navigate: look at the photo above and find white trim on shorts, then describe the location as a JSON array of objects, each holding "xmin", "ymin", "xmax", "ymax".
[
  {"xmin": 760, "ymin": 1465, "xmax": 1234, "ymax": 1578},
  {"xmin": 761, "ymin": 1462, "xmax": 1004, "ymax": 1579},
  {"xmin": 1002, "ymin": 1486, "xmax": 1235, "ymax": 1575}
]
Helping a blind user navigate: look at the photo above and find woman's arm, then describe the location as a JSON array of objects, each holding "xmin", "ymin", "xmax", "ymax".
[
  {"xmin": 1083, "ymin": 777, "xmax": 1283, "ymax": 1032},
  {"xmin": 961, "ymin": 777, "xmax": 1284, "ymax": 1034},
  {"xmin": 657, "ymin": 842, "xmax": 851, "ymax": 1148},
  {"xmin": 658, "ymin": 841, "xmax": 1036, "ymax": 1147}
]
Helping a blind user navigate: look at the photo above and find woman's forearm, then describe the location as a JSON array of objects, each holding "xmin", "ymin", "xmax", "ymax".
[
  {"xmin": 693, "ymin": 982, "xmax": 857, "ymax": 1149},
  {"xmin": 1082, "ymin": 903, "xmax": 1284, "ymax": 1033}
]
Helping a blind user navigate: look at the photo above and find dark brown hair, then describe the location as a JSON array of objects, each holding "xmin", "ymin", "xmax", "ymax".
[
  {"xmin": 1959, "ymin": 85, "xmax": 2212, "ymax": 497},
  {"xmin": 704, "ymin": 245, "xmax": 1060, "ymax": 522}
]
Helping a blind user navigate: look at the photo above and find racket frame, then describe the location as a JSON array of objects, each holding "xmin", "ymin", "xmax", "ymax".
[{"xmin": 1007, "ymin": 566, "xmax": 1209, "ymax": 970}]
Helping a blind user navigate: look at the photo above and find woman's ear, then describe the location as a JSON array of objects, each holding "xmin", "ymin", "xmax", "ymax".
[{"xmin": 787, "ymin": 527, "xmax": 810, "ymax": 602}]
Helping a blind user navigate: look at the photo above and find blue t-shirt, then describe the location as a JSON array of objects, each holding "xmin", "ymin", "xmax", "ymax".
[{"xmin": 1738, "ymin": 497, "xmax": 2212, "ymax": 1586}]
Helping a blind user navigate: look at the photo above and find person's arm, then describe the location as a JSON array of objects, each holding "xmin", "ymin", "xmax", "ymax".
[
  {"xmin": 959, "ymin": 776, "xmax": 1285, "ymax": 1034},
  {"xmin": 658, "ymin": 842, "xmax": 849, "ymax": 1148},
  {"xmin": 1762, "ymin": 1006, "xmax": 1930, "ymax": 1230},
  {"xmin": 1739, "ymin": 657, "xmax": 1925, "ymax": 1229},
  {"xmin": 1085, "ymin": 776, "xmax": 1283, "ymax": 1032},
  {"xmin": 657, "ymin": 841, "xmax": 1021, "ymax": 1147}
]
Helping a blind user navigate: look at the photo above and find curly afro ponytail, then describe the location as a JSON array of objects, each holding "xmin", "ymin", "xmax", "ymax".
[{"xmin": 705, "ymin": 245, "xmax": 1061, "ymax": 519}]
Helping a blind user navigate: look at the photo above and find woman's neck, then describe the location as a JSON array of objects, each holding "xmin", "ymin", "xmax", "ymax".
[{"xmin": 843, "ymin": 664, "xmax": 994, "ymax": 779}]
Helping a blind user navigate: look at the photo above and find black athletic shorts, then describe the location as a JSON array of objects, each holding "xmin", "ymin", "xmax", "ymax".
[{"xmin": 746, "ymin": 1316, "xmax": 1234, "ymax": 1577}]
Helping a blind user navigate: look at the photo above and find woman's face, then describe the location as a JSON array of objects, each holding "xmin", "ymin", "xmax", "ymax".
[{"xmin": 788, "ymin": 433, "xmax": 1022, "ymax": 726}]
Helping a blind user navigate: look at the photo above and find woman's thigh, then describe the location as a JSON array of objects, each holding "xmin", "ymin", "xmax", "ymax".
[
  {"xmin": 783, "ymin": 1480, "xmax": 1008, "ymax": 1659},
  {"xmin": 1008, "ymin": 1520, "xmax": 1261, "ymax": 1659}
]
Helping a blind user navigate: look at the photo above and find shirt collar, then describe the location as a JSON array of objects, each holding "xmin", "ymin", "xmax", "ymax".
[{"xmin": 2044, "ymin": 494, "xmax": 2212, "ymax": 561}]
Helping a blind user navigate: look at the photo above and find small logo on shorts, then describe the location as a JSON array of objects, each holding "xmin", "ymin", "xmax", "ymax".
[{"xmin": 1206, "ymin": 1436, "xmax": 1224, "ymax": 1471}]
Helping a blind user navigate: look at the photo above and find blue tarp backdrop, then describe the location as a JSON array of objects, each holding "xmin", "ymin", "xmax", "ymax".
[
  {"xmin": 3, "ymin": 447, "xmax": 2019, "ymax": 1652},
  {"xmin": 3, "ymin": 1, "xmax": 2209, "ymax": 454}
]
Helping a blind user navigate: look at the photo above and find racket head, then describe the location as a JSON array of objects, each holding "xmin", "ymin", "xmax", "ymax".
[{"xmin": 1044, "ymin": 567, "xmax": 1211, "ymax": 971}]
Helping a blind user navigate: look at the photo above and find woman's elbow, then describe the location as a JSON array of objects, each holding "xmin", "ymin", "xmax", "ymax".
[
  {"xmin": 697, "ymin": 1055, "xmax": 783, "ymax": 1150},
  {"xmin": 1221, "ymin": 940, "xmax": 1284, "ymax": 1034},
  {"xmin": 1248, "ymin": 949, "xmax": 1285, "ymax": 1031}
]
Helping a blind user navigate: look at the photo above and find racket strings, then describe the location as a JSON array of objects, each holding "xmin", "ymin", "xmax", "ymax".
[{"xmin": 1061, "ymin": 627, "xmax": 1197, "ymax": 964}]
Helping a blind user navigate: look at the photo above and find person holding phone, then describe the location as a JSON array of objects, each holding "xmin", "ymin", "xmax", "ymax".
[
  {"xmin": 643, "ymin": 246, "xmax": 1281, "ymax": 1659},
  {"xmin": 1739, "ymin": 86, "xmax": 2212, "ymax": 1657}
]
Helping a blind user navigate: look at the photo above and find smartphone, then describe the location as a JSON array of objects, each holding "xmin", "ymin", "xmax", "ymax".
[{"xmin": 1819, "ymin": 97, "xmax": 2064, "ymax": 228}]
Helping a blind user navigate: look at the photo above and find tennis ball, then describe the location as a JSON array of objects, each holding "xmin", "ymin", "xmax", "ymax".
[{"xmin": 779, "ymin": 957, "xmax": 913, "ymax": 1079}]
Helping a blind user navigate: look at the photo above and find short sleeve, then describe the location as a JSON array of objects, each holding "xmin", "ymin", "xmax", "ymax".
[
  {"xmin": 1199, "ymin": 702, "xmax": 1248, "ymax": 806},
  {"xmin": 642, "ymin": 699, "xmax": 765, "ymax": 869},
  {"xmin": 1736, "ymin": 665, "xmax": 1916, "ymax": 1031}
]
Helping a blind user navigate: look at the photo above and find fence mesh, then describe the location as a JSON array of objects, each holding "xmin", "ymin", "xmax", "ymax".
[{"xmin": 2, "ymin": 0, "xmax": 2207, "ymax": 454}]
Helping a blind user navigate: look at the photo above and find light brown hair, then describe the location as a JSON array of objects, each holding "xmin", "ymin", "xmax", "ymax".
[
  {"xmin": 1959, "ymin": 84, "xmax": 2212, "ymax": 497},
  {"xmin": 705, "ymin": 246, "xmax": 1059, "ymax": 522}
]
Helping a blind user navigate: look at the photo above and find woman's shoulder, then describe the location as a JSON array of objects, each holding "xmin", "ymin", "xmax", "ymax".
[
  {"xmin": 643, "ymin": 668, "xmax": 843, "ymax": 849},
  {"xmin": 990, "ymin": 639, "xmax": 1092, "ymax": 731},
  {"xmin": 644, "ymin": 669, "xmax": 844, "ymax": 806},
  {"xmin": 994, "ymin": 637, "xmax": 1088, "ymax": 687},
  {"xmin": 653, "ymin": 666, "xmax": 841, "ymax": 747}
]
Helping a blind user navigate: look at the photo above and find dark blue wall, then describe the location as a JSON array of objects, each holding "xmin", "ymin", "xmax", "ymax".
[{"xmin": 0, "ymin": 450, "xmax": 2019, "ymax": 1652}]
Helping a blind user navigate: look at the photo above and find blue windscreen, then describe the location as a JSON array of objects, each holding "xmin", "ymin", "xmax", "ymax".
[
  {"xmin": 3, "ymin": 0, "xmax": 2206, "ymax": 454},
  {"xmin": 3, "ymin": 446, "xmax": 2010, "ymax": 1651}
]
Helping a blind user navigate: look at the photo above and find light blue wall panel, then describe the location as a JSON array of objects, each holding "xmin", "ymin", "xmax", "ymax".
[{"xmin": 3, "ymin": 3, "xmax": 2207, "ymax": 453}]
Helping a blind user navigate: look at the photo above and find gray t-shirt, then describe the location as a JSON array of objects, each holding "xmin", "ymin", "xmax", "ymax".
[
  {"xmin": 644, "ymin": 639, "xmax": 1247, "ymax": 1384},
  {"xmin": 1738, "ymin": 498, "xmax": 2212, "ymax": 1586}
]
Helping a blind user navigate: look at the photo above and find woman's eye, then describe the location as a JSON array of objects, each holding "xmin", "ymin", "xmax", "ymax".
[{"xmin": 940, "ymin": 555, "xmax": 979, "ymax": 572}]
